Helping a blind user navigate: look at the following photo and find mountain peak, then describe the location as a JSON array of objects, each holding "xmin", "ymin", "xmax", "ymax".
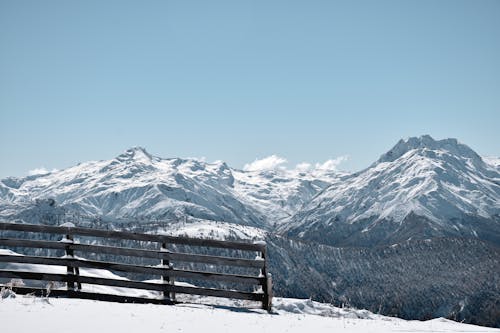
[
  {"xmin": 117, "ymin": 146, "xmax": 153, "ymax": 162},
  {"xmin": 377, "ymin": 135, "xmax": 479, "ymax": 164}
]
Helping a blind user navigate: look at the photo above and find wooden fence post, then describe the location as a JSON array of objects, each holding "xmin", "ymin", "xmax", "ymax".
[
  {"xmin": 161, "ymin": 242, "xmax": 175, "ymax": 301},
  {"xmin": 260, "ymin": 244, "xmax": 273, "ymax": 311},
  {"xmin": 64, "ymin": 233, "xmax": 81, "ymax": 291}
]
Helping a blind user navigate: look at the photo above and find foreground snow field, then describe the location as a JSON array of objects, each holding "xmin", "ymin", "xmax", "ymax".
[{"xmin": 1, "ymin": 296, "xmax": 498, "ymax": 333}]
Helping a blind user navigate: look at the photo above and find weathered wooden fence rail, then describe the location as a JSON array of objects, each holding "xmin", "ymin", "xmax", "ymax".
[{"xmin": 0, "ymin": 222, "xmax": 273, "ymax": 310}]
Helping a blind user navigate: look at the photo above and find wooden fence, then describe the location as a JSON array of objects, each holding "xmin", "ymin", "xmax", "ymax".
[{"xmin": 0, "ymin": 222, "xmax": 272, "ymax": 310}]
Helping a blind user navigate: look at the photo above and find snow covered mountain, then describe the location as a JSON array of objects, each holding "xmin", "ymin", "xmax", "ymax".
[
  {"xmin": 1, "ymin": 136, "xmax": 499, "ymax": 246},
  {"xmin": 284, "ymin": 135, "xmax": 500, "ymax": 246},
  {"xmin": 0, "ymin": 147, "xmax": 339, "ymax": 228},
  {"xmin": 232, "ymin": 168, "xmax": 342, "ymax": 227}
]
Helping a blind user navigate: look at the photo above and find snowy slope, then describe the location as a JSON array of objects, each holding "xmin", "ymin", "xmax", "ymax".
[
  {"xmin": 1, "ymin": 296, "xmax": 498, "ymax": 333},
  {"xmin": 284, "ymin": 135, "xmax": 500, "ymax": 246},
  {"xmin": 0, "ymin": 148, "xmax": 339, "ymax": 228},
  {"xmin": 484, "ymin": 156, "xmax": 500, "ymax": 171},
  {"xmin": 232, "ymin": 168, "xmax": 341, "ymax": 226}
]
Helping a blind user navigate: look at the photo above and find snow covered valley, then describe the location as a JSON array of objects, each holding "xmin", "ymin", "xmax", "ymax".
[{"xmin": 1, "ymin": 295, "xmax": 498, "ymax": 333}]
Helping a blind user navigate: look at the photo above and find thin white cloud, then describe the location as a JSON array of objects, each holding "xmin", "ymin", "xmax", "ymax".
[
  {"xmin": 243, "ymin": 155, "xmax": 288, "ymax": 172},
  {"xmin": 314, "ymin": 156, "xmax": 349, "ymax": 171},
  {"xmin": 187, "ymin": 156, "xmax": 207, "ymax": 162},
  {"xmin": 243, "ymin": 155, "xmax": 349, "ymax": 173},
  {"xmin": 28, "ymin": 168, "xmax": 49, "ymax": 176},
  {"xmin": 28, "ymin": 167, "xmax": 58, "ymax": 176},
  {"xmin": 295, "ymin": 162, "xmax": 312, "ymax": 172}
]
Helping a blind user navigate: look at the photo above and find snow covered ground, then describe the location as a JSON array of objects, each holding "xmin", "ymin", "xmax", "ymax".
[{"xmin": 1, "ymin": 295, "xmax": 498, "ymax": 333}]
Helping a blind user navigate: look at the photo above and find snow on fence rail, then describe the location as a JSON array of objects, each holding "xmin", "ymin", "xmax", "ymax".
[{"xmin": 0, "ymin": 221, "xmax": 273, "ymax": 310}]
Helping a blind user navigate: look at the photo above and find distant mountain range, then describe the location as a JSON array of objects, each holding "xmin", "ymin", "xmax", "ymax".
[
  {"xmin": 1, "ymin": 135, "xmax": 498, "ymax": 246},
  {"xmin": 1, "ymin": 135, "xmax": 499, "ymax": 327}
]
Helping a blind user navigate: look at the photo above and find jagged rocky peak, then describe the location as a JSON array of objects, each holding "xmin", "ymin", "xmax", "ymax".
[
  {"xmin": 213, "ymin": 160, "xmax": 230, "ymax": 171},
  {"xmin": 1, "ymin": 177, "xmax": 25, "ymax": 189},
  {"xmin": 97, "ymin": 146, "xmax": 159, "ymax": 175},
  {"xmin": 211, "ymin": 160, "xmax": 233, "ymax": 177},
  {"xmin": 116, "ymin": 146, "xmax": 154, "ymax": 163},
  {"xmin": 377, "ymin": 135, "xmax": 481, "ymax": 164}
]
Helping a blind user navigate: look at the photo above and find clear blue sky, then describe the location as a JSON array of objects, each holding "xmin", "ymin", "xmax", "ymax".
[{"xmin": 1, "ymin": 0, "xmax": 499, "ymax": 177}]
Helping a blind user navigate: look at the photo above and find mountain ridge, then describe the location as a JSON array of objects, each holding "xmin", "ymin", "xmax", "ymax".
[
  {"xmin": 1, "ymin": 135, "xmax": 499, "ymax": 247},
  {"xmin": 0, "ymin": 146, "xmax": 341, "ymax": 228}
]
